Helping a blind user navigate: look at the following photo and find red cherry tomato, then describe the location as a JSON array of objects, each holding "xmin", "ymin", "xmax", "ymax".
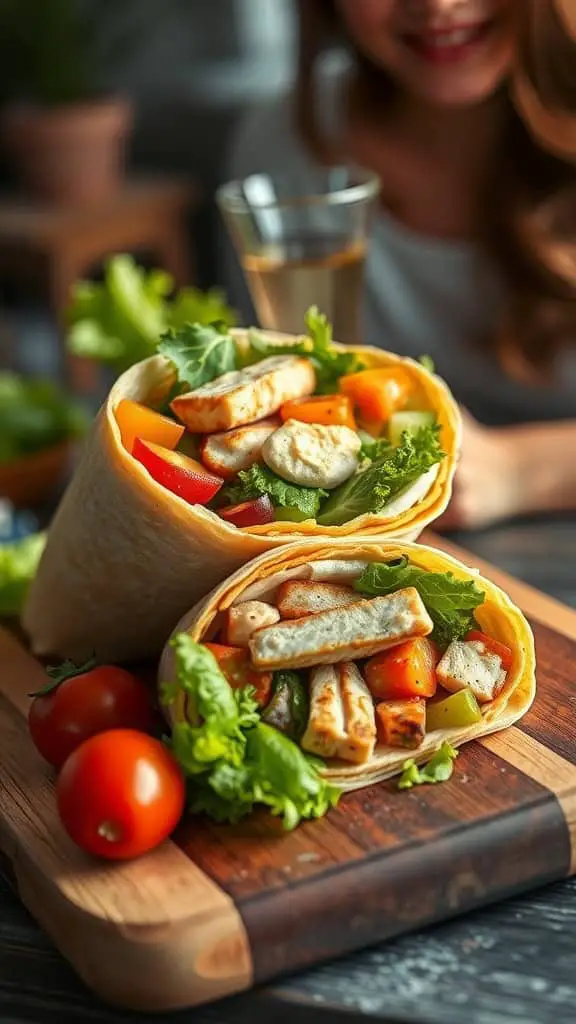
[
  {"xmin": 56, "ymin": 730, "xmax": 185, "ymax": 860},
  {"xmin": 28, "ymin": 664, "xmax": 157, "ymax": 768},
  {"xmin": 219, "ymin": 495, "xmax": 275, "ymax": 528},
  {"xmin": 133, "ymin": 438, "xmax": 223, "ymax": 505}
]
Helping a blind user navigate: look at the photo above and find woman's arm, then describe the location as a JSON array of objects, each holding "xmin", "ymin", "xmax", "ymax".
[{"xmin": 437, "ymin": 411, "xmax": 576, "ymax": 530}]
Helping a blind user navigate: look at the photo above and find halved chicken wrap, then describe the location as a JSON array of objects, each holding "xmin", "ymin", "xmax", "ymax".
[
  {"xmin": 23, "ymin": 311, "xmax": 460, "ymax": 663},
  {"xmin": 158, "ymin": 539, "xmax": 535, "ymax": 820}
]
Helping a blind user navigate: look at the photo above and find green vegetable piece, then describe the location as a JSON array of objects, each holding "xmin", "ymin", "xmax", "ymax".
[
  {"xmin": 222, "ymin": 465, "xmax": 326, "ymax": 519},
  {"xmin": 0, "ymin": 532, "xmax": 46, "ymax": 618},
  {"xmin": 355, "ymin": 555, "xmax": 485, "ymax": 648},
  {"xmin": 318, "ymin": 424, "xmax": 445, "ymax": 527},
  {"xmin": 157, "ymin": 322, "xmax": 237, "ymax": 392},
  {"xmin": 244, "ymin": 306, "xmax": 365, "ymax": 393},
  {"xmin": 388, "ymin": 410, "xmax": 435, "ymax": 448},
  {"xmin": 426, "ymin": 689, "xmax": 482, "ymax": 731},
  {"xmin": 262, "ymin": 671, "xmax": 309, "ymax": 740},
  {"xmin": 358, "ymin": 432, "xmax": 395, "ymax": 462},
  {"xmin": 67, "ymin": 255, "xmax": 166, "ymax": 372},
  {"xmin": 161, "ymin": 636, "xmax": 259, "ymax": 772},
  {"xmin": 169, "ymin": 286, "xmax": 238, "ymax": 332},
  {"xmin": 162, "ymin": 635, "xmax": 340, "ymax": 830},
  {"xmin": 273, "ymin": 507, "xmax": 312, "ymax": 523},
  {"xmin": 419, "ymin": 354, "xmax": 435, "ymax": 373},
  {"xmin": 398, "ymin": 741, "xmax": 459, "ymax": 790},
  {"xmin": 245, "ymin": 723, "xmax": 340, "ymax": 830},
  {"xmin": 66, "ymin": 254, "xmax": 237, "ymax": 375}
]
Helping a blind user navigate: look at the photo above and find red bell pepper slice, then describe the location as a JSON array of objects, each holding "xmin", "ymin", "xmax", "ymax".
[
  {"xmin": 219, "ymin": 495, "xmax": 275, "ymax": 528},
  {"xmin": 133, "ymin": 438, "xmax": 223, "ymax": 505}
]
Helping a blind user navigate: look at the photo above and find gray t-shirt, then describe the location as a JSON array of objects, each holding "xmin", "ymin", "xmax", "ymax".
[{"xmin": 221, "ymin": 60, "xmax": 576, "ymax": 426}]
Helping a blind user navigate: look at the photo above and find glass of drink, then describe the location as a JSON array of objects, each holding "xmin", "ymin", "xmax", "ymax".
[{"xmin": 217, "ymin": 166, "xmax": 380, "ymax": 342}]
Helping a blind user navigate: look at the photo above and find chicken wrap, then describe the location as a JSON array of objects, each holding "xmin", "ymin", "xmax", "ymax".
[
  {"xmin": 158, "ymin": 539, "xmax": 535, "ymax": 821},
  {"xmin": 23, "ymin": 310, "xmax": 460, "ymax": 663}
]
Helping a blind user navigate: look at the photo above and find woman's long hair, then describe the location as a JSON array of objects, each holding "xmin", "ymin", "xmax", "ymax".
[{"xmin": 296, "ymin": 0, "xmax": 576, "ymax": 380}]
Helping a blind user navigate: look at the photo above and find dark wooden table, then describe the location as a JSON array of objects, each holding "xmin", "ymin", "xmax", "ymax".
[{"xmin": 2, "ymin": 514, "xmax": 575, "ymax": 1024}]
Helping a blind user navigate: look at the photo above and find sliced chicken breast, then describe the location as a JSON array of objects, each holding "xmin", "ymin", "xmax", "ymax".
[
  {"xmin": 224, "ymin": 600, "xmax": 280, "ymax": 647},
  {"xmin": 301, "ymin": 662, "xmax": 376, "ymax": 764},
  {"xmin": 201, "ymin": 419, "xmax": 279, "ymax": 479},
  {"xmin": 171, "ymin": 356, "xmax": 316, "ymax": 433},
  {"xmin": 249, "ymin": 587, "xmax": 433, "ymax": 670},
  {"xmin": 277, "ymin": 581, "xmax": 364, "ymax": 620},
  {"xmin": 262, "ymin": 419, "xmax": 361, "ymax": 489},
  {"xmin": 309, "ymin": 560, "xmax": 368, "ymax": 583},
  {"xmin": 436, "ymin": 639, "xmax": 507, "ymax": 704}
]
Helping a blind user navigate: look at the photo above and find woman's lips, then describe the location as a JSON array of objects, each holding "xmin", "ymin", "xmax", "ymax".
[{"xmin": 401, "ymin": 20, "xmax": 494, "ymax": 65}]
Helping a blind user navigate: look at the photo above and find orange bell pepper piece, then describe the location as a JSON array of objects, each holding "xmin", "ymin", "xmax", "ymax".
[
  {"xmin": 204, "ymin": 643, "xmax": 273, "ymax": 706},
  {"xmin": 280, "ymin": 394, "xmax": 357, "ymax": 430},
  {"xmin": 115, "ymin": 399, "xmax": 184, "ymax": 455},
  {"xmin": 365, "ymin": 638, "xmax": 439, "ymax": 701},
  {"xmin": 375, "ymin": 698, "xmax": 427, "ymax": 749},
  {"xmin": 339, "ymin": 369, "xmax": 412, "ymax": 434}
]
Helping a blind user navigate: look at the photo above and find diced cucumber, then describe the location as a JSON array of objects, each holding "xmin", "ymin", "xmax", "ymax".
[
  {"xmin": 426, "ymin": 689, "xmax": 482, "ymax": 732},
  {"xmin": 388, "ymin": 410, "xmax": 435, "ymax": 447},
  {"xmin": 274, "ymin": 506, "xmax": 312, "ymax": 523}
]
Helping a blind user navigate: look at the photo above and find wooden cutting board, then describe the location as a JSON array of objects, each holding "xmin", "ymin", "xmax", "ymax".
[{"xmin": 1, "ymin": 535, "xmax": 576, "ymax": 1013}]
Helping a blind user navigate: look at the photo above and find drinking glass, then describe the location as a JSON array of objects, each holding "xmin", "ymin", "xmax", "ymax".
[{"xmin": 217, "ymin": 166, "xmax": 380, "ymax": 341}]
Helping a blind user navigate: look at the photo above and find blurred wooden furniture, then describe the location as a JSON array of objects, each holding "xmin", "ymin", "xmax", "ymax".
[{"xmin": 0, "ymin": 177, "xmax": 197, "ymax": 391}]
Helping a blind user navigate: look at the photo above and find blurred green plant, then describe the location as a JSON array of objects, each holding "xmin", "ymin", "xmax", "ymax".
[
  {"xmin": 0, "ymin": 0, "xmax": 183, "ymax": 106},
  {"xmin": 0, "ymin": 532, "xmax": 46, "ymax": 618},
  {"xmin": 0, "ymin": 374, "xmax": 88, "ymax": 464},
  {"xmin": 67, "ymin": 254, "xmax": 239, "ymax": 374}
]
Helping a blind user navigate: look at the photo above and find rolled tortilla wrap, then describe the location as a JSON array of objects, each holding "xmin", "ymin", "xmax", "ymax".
[
  {"xmin": 159, "ymin": 539, "xmax": 536, "ymax": 791},
  {"xmin": 23, "ymin": 331, "xmax": 460, "ymax": 663}
]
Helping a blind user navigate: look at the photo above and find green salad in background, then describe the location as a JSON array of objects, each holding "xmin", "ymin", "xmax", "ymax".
[
  {"xmin": 0, "ymin": 373, "xmax": 88, "ymax": 464},
  {"xmin": 67, "ymin": 254, "xmax": 238, "ymax": 374}
]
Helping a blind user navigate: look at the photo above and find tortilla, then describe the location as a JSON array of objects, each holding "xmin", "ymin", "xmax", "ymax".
[
  {"xmin": 159, "ymin": 539, "xmax": 535, "ymax": 791},
  {"xmin": 23, "ymin": 331, "xmax": 460, "ymax": 663}
]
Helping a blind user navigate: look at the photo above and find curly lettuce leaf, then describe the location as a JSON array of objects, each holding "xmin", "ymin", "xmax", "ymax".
[
  {"xmin": 170, "ymin": 287, "xmax": 238, "ymax": 332},
  {"xmin": 157, "ymin": 323, "xmax": 237, "ymax": 392},
  {"xmin": 246, "ymin": 723, "xmax": 340, "ymax": 829},
  {"xmin": 355, "ymin": 556, "xmax": 485, "ymax": 648},
  {"xmin": 398, "ymin": 742, "xmax": 459, "ymax": 790},
  {"xmin": 67, "ymin": 254, "xmax": 237, "ymax": 374},
  {"xmin": 162, "ymin": 634, "xmax": 339, "ymax": 829},
  {"xmin": 162, "ymin": 637, "xmax": 259, "ymax": 772},
  {"xmin": 318, "ymin": 424, "xmax": 445, "ymax": 527},
  {"xmin": 222, "ymin": 464, "xmax": 327, "ymax": 519},
  {"xmin": 0, "ymin": 532, "xmax": 46, "ymax": 617},
  {"xmin": 246, "ymin": 306, "xmax": 365, "ymax": 393},
  {"xmin": 67, "ymin": 255, "xmax": 166, "ymax": 372}
]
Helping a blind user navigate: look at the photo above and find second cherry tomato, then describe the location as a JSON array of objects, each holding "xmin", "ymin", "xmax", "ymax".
[
  {"xmin": 57, "ymin": 729, "xmax": 185, "ymax": 860},
  {"xmin": 28, "ymin": 663, "xmax": 157, "ymax": 768}
]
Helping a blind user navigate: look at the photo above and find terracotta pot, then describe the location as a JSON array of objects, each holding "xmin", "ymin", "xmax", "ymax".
[
  {"xmin": 0, "ymin": 440, "xmax": 73, "ymax": 508},
  {"xmin": 1, "ymin": 97, "xmax": 132, "ymax": 205}
]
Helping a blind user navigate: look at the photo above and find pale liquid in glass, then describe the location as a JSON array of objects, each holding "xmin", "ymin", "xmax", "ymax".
[{"xmin": 242, "ymin": 235, "xmax": 366, "ymax": 342}]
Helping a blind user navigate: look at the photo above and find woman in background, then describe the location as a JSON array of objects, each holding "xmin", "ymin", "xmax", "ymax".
[{"xmin": 223, "ymin": 0, "xmax": 576, "ymax": 530}]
